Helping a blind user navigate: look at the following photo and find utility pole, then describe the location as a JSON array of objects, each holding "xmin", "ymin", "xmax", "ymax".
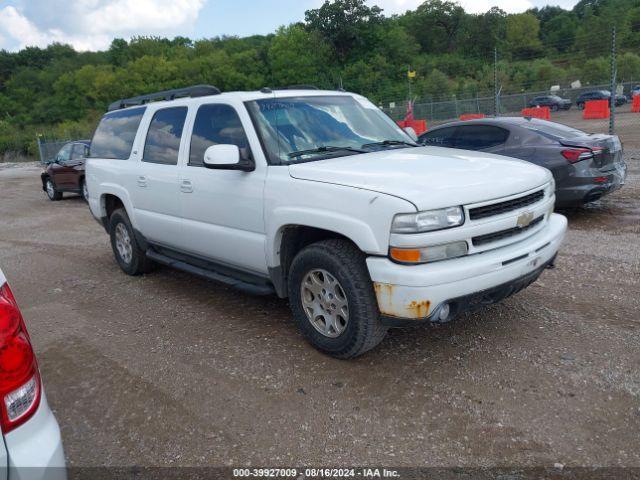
[
  {"xmin": 494, "ymin": 47, "xmax": 499, "ymax": 117},
  {"xmin": 609, "ymin": 26, "xmax": 617, "ymax": 135}
]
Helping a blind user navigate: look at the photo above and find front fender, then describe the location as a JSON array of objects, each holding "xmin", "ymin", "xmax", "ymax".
[{"xmin": 264, "ymin": 173, "xmax": 416, "ymax": 268}]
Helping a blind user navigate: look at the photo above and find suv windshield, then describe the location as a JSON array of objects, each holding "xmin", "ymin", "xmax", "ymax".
[{"xmin": 246, "ymin": 95, "xmax": 414, "ymax": 164}]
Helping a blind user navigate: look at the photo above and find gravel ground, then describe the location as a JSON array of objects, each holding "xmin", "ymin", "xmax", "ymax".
[{"xmin": 0, "ymin": 154, "xmax": 638, "ymax": 471}]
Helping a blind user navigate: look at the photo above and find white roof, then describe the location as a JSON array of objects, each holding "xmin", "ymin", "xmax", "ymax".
[
  {"xmin": 110, "ymin": 89, "xmax": 355, "ymax": 113},
  {"xmin": 219, "ymin": 89, "xmax": 353, "ymax": 101}
]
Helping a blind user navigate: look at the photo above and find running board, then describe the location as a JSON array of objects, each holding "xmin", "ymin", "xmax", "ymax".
[{"xmin": 145, "ymin": 249, "xmax": 275, "ymax": 296}]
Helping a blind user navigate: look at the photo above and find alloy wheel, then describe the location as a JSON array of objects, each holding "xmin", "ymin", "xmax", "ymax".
[
  {"xmin": 300, "ymin": 269, "xmax": 349, "ymax": 338},
  {"xmin": 114, "ymin": 223, "xmax": 133, "ymax": 265}
]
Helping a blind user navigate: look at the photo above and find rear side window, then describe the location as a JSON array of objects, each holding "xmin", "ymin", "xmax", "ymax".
[
  {"xmin": 143, "ymin": 107, "xmax": 188, "ymax": 165},
  {"xmin": 419, "ymin": 127, "xmax": 457, "ymax": 147},
  {"xmin": 189, "ymin": 104, "xmax": 251, "ymax": 166},
  {"xmin": 454, "ymin": 125, "xmax": 509, "ymax": 150},
  {"xmin": 523, "ymin": 120, "xmax": 585, "ymax": 140},
  {"xmin": 90, "ymin": 107, "xmax": 145, "ymax": 159}
]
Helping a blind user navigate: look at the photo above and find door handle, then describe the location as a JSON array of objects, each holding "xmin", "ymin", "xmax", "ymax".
[
  {"xmin": 137, "ymin": 175, "xmax": 147, "ymax": 187},
  {"xmin": 180, "ymin": 179, "xmax": 193, "ymax": 193}
]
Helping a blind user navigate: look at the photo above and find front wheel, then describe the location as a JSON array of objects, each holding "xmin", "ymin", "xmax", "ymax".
[
  {"xmin": 109, "ymin": 208, "xmax": 154, "ymax": 275},
  {"xmin": 288, "ymin": 239, "xmax": 387, "ymax": 359},
  {"xmin": 45, "ymin": 178, "xmax": 62, "ymax": 201},
  {"xmin": 80, "ymin": 179, "xmax": 89, "ymax": 202},
  {"xmin": 578, "ymin": 102, "xmax": 585, "ymax": 110},
  {"xmin": 551, "ymin": 104, "xmax": 559, "ymax": 112}
]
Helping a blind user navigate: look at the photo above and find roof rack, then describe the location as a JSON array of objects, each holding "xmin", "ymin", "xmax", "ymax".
[
  {"xmin": 260, "ymin": 85, "xmax": 319, "ymax": 94},
  {"xmin": 108, "ymin": 84, "xmax": 221, "ymax": 111}
]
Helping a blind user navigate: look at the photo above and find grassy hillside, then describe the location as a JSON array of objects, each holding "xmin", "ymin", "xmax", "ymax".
[{"xmin": 1, "ymin": 0, "xmax": 639, "ymax": 156}]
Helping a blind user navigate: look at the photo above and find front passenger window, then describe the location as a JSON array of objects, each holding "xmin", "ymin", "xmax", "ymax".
[
  {"xmin": 189, "ymin": 104, "xmax": 251, "ymax": 167},
  {"xmin": 71, "ymin": 144, "xmax": 85, "ymax": 160},
  {"xmin": 57, "ymin": 144, "xmax": 72, "ymax": 163},
  {"xmin": 419, "ymin": 127, "xmax": 457, "ymax": 148}
]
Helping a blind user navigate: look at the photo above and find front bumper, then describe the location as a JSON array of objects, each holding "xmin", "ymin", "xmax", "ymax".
[{"xmin": 367, "ymin": 213, "xmax": 567, "ymax": 326}]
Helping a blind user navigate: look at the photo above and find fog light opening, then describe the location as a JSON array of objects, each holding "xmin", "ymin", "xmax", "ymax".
[{"xmin": 437, "ymin": 303, "xmax": 451, "ymax": 323}]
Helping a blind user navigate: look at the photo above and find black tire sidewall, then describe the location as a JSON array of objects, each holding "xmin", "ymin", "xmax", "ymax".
[
  {"xmin": 109, "ymin": 209, "xmax": 143, "ymax": 275},
  {"xmin": 288, "ymin": 241, "xmax": 383, "ymax": 358}
]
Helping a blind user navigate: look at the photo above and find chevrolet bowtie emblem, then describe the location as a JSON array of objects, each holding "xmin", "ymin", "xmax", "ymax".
[{"xmin": 517, "ymin": 211, "xmax": 535, "ymax": 228}]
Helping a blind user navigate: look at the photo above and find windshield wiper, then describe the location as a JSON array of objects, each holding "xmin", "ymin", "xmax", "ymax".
[
  {"xmin": 288, "ymin": 145, "xmax": 367, "ymax": 159},
  {"xmin": 361, "ymin": 140, "xmax": 418, "ymax": 149}
]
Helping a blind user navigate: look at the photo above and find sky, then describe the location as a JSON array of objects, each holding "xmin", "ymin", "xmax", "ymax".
[{"xmin": 0, "ymin": 0, "xmax": 580, "ymax": 52}]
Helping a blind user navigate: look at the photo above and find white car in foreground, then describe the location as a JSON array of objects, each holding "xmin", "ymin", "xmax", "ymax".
[
  {"xmin": 87, "ymin": 85, "xmax": 567, "ymax": 358},
  {"xmin": 0, "ymin": 268, "xmax": 66, "ymax": 480}
]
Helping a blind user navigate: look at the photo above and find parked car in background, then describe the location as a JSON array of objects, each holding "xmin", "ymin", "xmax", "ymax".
[
  {"xmin": 527, "ymin": 95, "xmax": 571, "ymax": 111},
  {"xmin": 575, "ymin": 90, "xmax": 626, "ymax": 109},
  {"xmin": 418, "ymin": 117, "xmax": 627, "ymax": 208},
  {"xmin": 632, "ymin": 85, "xmax": 640, "ymax": 97},
  {"xmin": 41, "ymin": 140, "xmax": 90, "ymax": 201},
  {"xmin": 86, "ymin": 85, "xmax": 566, "ymax": 358},
  {"xmin": 0, "ymin": 267, "xmax": 66, "ymax": 479}
]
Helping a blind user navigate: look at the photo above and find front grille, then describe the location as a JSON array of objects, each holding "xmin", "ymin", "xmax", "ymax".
[
  {"xmin": 472, "ymin": 216, "xmax": 544, "ymax": 247},
  {"xmin": 469, "ymin": 190, "xmax": 544, "ymax": 220}
]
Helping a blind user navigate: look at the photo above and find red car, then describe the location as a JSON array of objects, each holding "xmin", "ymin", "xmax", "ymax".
[{"xmin": 41, "ymin": 140, "xmax": 90, "ymax": 201}]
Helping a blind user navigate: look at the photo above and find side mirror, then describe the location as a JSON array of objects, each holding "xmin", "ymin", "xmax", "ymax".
[
  {"xmin": 203, "ymin": 144, "xmax": 254, "ymax": 172},
  {"xmin": 403, "ymin": 127, "xmax": 418, "ymax": 142}
]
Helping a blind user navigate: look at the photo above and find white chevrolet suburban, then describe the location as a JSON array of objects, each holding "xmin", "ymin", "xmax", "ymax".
[{"xmin": 86, "ymin": 85, "xmax": 567, "ymax": 358}]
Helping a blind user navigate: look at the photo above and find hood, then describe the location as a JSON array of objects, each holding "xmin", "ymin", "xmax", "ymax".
[{"xmin": 288, "ymin": 146, "xmax": 551, "ymax": 210}]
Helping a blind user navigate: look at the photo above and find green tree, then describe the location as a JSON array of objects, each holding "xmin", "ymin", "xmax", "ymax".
[
  {"xmin": 404, "ymin": 0, "xmax": 466, "ymax": 53},
  {"xmin": 506, "ymin": 13, "xmax": 544, "ymax": 59},
  {"xmin": 268, "ymin": 25, "xmax": 331, "ymax": 87},
  {"xmin": 305, "ymin": 0, "xmax": 383, "ymax": 61}
]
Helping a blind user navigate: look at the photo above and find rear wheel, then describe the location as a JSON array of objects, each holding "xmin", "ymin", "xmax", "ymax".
[
  {"xmin": 288, "ymin": 239, "xmax": 387, "ymax": 359},
  {"xmin": 45, "ymin": 178, "xmax": 62, "ymax": 201},
  {"xmin": 109, "ymin": 208, "xmax": 153, "ymax": 275}
]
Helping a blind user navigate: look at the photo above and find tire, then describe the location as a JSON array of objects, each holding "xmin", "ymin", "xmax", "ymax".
[
  {"xmin": 80, "ymin": 179, "xmax": 88, "ymax": 202},
  {"xmin": 288, "ymin": 239, "xmax": 387, "ymax": 359},
  {"xmin": 551, "ymin": 104, "xmax": 559, "ymax": 112},
  {"xmin": 45, "ymin": 178, "xmax": 62, "ymax": 201},
  {"xmin": 578, "ymin": 102, "xmax": 584, "ymax": 110},
  {"xmin": 108, "ymin": 208, "xmax": 153, "ymax": 275}
]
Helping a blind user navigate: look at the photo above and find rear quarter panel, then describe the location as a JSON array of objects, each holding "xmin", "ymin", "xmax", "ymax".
[{"xmin": 86, "ymin": 158, "xmax": 136, "ymax": 226}]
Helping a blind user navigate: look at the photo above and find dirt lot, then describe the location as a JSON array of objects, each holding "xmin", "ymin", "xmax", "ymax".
[{"xmin": 0, "ymin": 151, "xmax": 638, "ymax": 471}]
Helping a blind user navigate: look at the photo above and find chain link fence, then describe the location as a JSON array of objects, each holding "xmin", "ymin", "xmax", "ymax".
[
  {"xmin": 382, "ymin": 26, "xmax": 640, "ymax": 149},
  {"xmin": 35, "ymin": 131, "xmax": 93, "ymax": 164}
]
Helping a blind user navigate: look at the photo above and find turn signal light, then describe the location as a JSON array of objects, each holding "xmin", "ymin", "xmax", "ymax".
[
  {"xmin": 390, "ymin": 248, "xmax": 421, "ymax": 263},
  {"xmin": 390, "ymin": 242, "xmax": 468, "ymax": 264}
]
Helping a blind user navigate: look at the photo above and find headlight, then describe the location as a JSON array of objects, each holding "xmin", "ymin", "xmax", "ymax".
[
  {"xmin": 546, "ymin": 178, "xmax": 556, "ymax": 197},
  {"xmin": 391, "ymin": 206, "xmax": 464, "ymax": 234},
  {"xmin": 390, "ymin": 241, "xmax": 468, "ymax": 264}
]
